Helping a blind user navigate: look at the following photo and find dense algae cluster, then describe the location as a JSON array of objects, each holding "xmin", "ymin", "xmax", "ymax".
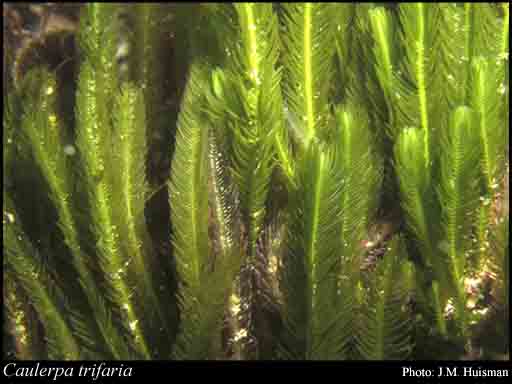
[{"xmin": 2, "ymin": 3, "xmax": 509, "ymax": 361}]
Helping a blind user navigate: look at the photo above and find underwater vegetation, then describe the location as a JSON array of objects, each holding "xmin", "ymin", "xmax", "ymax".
[{"xmin": 2, "ymin": 3, "xmax": 509, "ymax": 360}]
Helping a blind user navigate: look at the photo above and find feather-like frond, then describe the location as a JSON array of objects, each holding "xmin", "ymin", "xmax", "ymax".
[
  {"xmin": 332, "ymin": 3, "xmax": 357, "ymax": 104},
  {"xmin": 437, "ymin": 106, "xmax": 481, "ymax": 335},
  {"xmin": 355, "ymin": 237, "xmax": 413, "ymax": 360},
  {"xmin": 18, "ymin": 69, "xmax": 131, "ymax": 359},
  {"xmin": 394, "ymin": 127, "xmax": 447, "ymax": 335},
  {"xmin": 224, "ymin": 3, "xmax": 284, "ymax": 249},
  {"xmin": 19, "ymin": 70, "xmax": 79, "ymax": 257},
  {"xmin": 111, "ymin": 83, "xmax": 172, "ymax": 348},
  {"xmin": 78, "ymin": 3, "xmax": 119, "ymax": 101},
  {"xmin": 210, "ymin": 4, "xmax": 285, "ymax": 358},
  {"xmin": 339, "ymin": 4, "xmax": 382, "ymax": 111},
  {"xmin": 438, "ymin": 3, "xmax": 466, "ymax": 109},
  {"xmin": 76, "ymin": 6, "xmax": 150, "ymax": 357},
  {"xmin": 439, "ymin": 4, "xmax": 502, "ymax": 109},
  {"xmin": 208, "ymin": 130, "xmax": 244, "ymax": 359},
  {"xmin": 228, "ymin": 0, "xmax": 295, "ymax": 186},
  {"xmin": 281, "ymin": 3, "xmax": 336, "ymax": 146},
  {"xmin": 397, "ymin": 3, "xmax": 442, "ymax": 167},
  {"xmin": 335, "ymin": 103, "xmax": 382, "ymax": 270},
  {"xmin": 471, "ymin": 58, "xmax": 506, "ymax": 193},
  {"xmin": 334, "ymin": 103, "xmax": 383, "ymax": 357},
  {"xmin": 170, "ymin": 62, "xmax": 234, "ymax": 359},
  {"xmin": 280, "ymin": 143, "xmax": 344, "ymax": 359},
  {"xmin": 470, "ymin": 57, "xmax": 507, "ymax": 270},
  {"xmin": 369, "ymin": 6, "xmax": 400, "ymax": 138},
  {"xmin": 130, "ymin": 4, "xmax": 175, "ymax": 146},
  {"xmin": 394, "ymin": 127, "xmax": 431, "ymax": 256},
  {"xmin": 3, "ymin": 196, "xmax": 81, "ymax": 360}
]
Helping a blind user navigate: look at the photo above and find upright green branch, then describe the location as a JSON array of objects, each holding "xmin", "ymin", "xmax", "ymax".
[
  {"xmin": 4, "ymin": 88, "xmax": 81, "ymax": 360},
  {"xmin": 336, "ymin": 104, "xmax": 382, "ymax": 272},
  {"xmin": 334, "ymin": 103, "xmax": 382, "ymax": 357},
  {"xmin": 356, "ymin": 238, "xmax": 413, "ymax": 360},
  {"xmin": 208, "ymin": 131, "xmax": 243, "ymax": 358},
  {"xmin": 212, "ymin": 3, "xmax": 284, "ymax": 358},
  {"xmin": 394, "ymin": 127, "xmax": 447, "ymax": 335},
  {"xmin": 170, "ymin": 62, "xmax": 233, "ymax": 359},
  {"xmin": 398, "ymin": 3, "xmax": 441, "ymax": 169},
  {"xmin": 112, "ymin": 83, "xmax": 171, "ymax": 346},
  {"xmin": 336, "ymin": 104, "xmax": 382, "ymax": 358},
  {"xmin": 280, "ymin": 144, "xmax": 344, "ymax": 359},
  {"xmin": 438, "ymin": 106, "xmax": 481, "ymax": 335},
  {"xmin": 76, "ymin": 4, "xmax": 150, "ymax": 358},
  {"xmin": 229, "ymin": 3, "xmax": 282, "ymax": 253},
  {"xmin": 369, "ymin": 6, "xmax": 399, "ymax": 137},
  {"xmin": 281, "ymin": 3, "xmax": 336, "ymax": 147},
  {"xmin": 332, "ymin": 3, "xmax": 357, "ymax": 104},
  {"xmin": 19, "ymin": 69, "xmax": 129, "ymax": 359},
  {"xmin": 3, "ymin": 196, "xmax": 81, "ymax": 360},
  {"xmin": 440, "ymin": 4, "xmax": 502, "ymax": 108}
]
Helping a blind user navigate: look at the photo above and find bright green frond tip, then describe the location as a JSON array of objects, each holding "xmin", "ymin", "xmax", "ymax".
[
  {"xmin": 369, "ymin": 7, "xmax": 395, "ymax": 100},
  {"xmin": 281, "ymin": 3, "xmax": 337, "ymax": 147}
]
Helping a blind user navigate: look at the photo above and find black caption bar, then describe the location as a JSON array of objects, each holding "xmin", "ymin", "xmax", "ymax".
[{"xmin": 1, "ymin": 360, "xmax": 510, "ymax": 382}]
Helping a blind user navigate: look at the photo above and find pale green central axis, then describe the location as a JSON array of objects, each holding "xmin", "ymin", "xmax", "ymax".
[
  {"xmin": 307, "ymin": 151, "xmax": 324, "ymax": 358},
  {"xmin": 120, "ymin": 113, "xmax": 168, "ymax": 337},
  {"xmin": 96, "ymin": 183, "xmax": 150, "ymax": 359},
  {"xmin": 341, "ymin": 112, "xmax": 352, "ymax": 239},
  {"xmin": 416, "ymin": 3, "xmax": 430, "ymax": 167},
  {"xmin": 342, "ymin": 112, "xmax": 352, "ymax": 170},
  {"xmin": 501, "ymin": 4, "xmax": 509, "ymax": 57},
  {"xmin": 210, "ymin": 154, "xmax": 230, "ymax": 258},
  {"xmin": 463, "ymin": 3, "xmax": 474, "ymax": 104},
  {"xmin": 447, "ymin": 118, "xmax": 466, "ymax": 334},
  {"xmin": 190, "ymin": 133, "xmax": 201, "ymax": 292},
  {"xmin": 463, "ymin": 3, "xmax": 473, "ymax": 61},
  {"xmin": 304, "ymin": 3, "xmax": 314, "ymax": 145},
  {"xmin": 245, "ymin": 3, "xmax": 259, "ymax": 83},
  {"xmin": 375, "ymin": 13, "xmax": 392, "ymax": 87},
  {"xmin": 83, "ymin": 76, "xmax": 150, "ymax": 359},
  {"xmin": 476, "ymin": 69, "xmax": 491, "ymax": 189},
  {"xmin": 309, "ymin": 153, "xmax": 324, "ymax": 292}
]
